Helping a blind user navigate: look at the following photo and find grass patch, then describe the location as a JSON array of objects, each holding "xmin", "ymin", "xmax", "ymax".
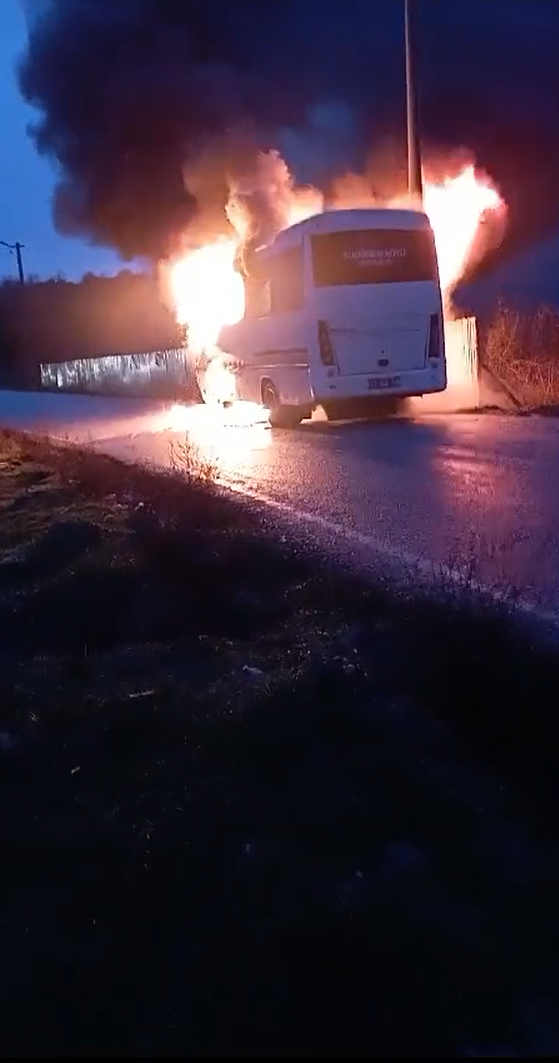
[
  {"xmin": 484, "ymin": 303, "xmax": 559, "ymax": 411},
  {"xmin": 1, "ymin": 427, "xmax": 559, "ymax": 1056}
]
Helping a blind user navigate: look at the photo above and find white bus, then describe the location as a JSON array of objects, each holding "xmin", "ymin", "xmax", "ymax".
[{"xmin": 217, "ymin": 207, "xmax": 447, "ymax": 426}]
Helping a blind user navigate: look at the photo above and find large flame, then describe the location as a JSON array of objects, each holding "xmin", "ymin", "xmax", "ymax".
[
  {"xmin": 162, "ymin": 159, "xmax": 505, "ymax": 410},
  {"xmin": 166, "ymin": 237, "xmax": 245, "ymax": 351},
  {"xmin": 423, "ymin": 164, "xmax": 503, "ymax": 296}
]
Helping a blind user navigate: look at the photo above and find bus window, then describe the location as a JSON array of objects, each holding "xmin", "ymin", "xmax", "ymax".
[
  {"xmin": 245, "ymin": 268, "xmax": 271, "ymax": 318},
  {"xmin": 269, "ymin": 247, "xmax": 304, "ymax": 313},
  {"xmin": 311, "ymin": 228, "xmax": 438, "ymax": 287}
]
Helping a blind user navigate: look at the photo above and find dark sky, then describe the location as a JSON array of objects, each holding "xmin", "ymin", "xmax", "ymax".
[{"xmin": 14, "ymin": 0, "xmax": 559, "ymax": 280}]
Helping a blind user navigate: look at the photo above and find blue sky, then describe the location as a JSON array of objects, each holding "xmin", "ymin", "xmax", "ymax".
[{"xmin": 0, "ymin": 0, "xmax": 124, "ymax": 281}]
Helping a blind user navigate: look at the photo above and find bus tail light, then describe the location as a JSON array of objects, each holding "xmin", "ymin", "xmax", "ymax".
[
  {"xmin": 318, "ymin": 319, "xmax": 336, "ymax": 366},
  {"xmin": 428, "ymin": 313, "xmax": 442, "ymax": 359}
]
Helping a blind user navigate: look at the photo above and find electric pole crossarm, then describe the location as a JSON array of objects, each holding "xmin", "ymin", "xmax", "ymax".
[{"xmin": 0, "ymin": 240, "xmax": 26, "ymax": 285}]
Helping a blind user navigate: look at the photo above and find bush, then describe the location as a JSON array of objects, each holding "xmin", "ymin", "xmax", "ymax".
[{"xmin": 484, "ymin": 302, "xmax": 559, "ymax": 408}]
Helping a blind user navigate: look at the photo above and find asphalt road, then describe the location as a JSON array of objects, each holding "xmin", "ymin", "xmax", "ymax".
[{"xmin": 1, "ymin": 390, "xmax": 558, "ymax": 617}]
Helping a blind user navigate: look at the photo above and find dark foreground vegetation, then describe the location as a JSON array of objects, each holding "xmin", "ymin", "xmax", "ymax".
[{"xmin": 1, "ymin": 428, "xmax": 559, "ymax": 1057}]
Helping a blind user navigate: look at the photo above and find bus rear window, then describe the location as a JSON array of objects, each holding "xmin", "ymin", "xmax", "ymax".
[{"xmin": 311, "ymin": 228, "xmax": 438, "ymax": 287}]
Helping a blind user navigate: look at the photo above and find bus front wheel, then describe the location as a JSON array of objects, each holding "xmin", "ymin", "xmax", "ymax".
[{"xmin": 261, "ymin": 380, "xmax": 306, "ymax": 429}]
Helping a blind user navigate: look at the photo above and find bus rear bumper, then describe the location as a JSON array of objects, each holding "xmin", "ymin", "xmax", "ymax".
[{"xmin": 316, "ymin": 366, "xmax": 447, "ymax": 403}]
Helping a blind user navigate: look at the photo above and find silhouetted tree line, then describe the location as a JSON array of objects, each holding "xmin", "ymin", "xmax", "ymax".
[{"xmin": 0, "ymin": 270, "xmax": 181, "ymax": 387}]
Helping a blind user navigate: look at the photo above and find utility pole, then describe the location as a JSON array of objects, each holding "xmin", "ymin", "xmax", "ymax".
[
  {"xmin": 0, "ymin": 240, "xmax": 26, "ymax": 285},
  {"xmin": 405, "ymin": 0, "xmax": 423, "ymax": 204}
]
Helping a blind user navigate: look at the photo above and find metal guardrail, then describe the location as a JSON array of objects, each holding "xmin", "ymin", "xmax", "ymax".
[
  {"xmin": 444, "ymin": 316, "xmax": 479, "ymax": 402},
  {"xmin": 40, "ymin": 347, "xmax": 198, "ymax": 400},
  {"xmin": 40, "ymin": 318, "xmax": 480, "ymax": 405}
]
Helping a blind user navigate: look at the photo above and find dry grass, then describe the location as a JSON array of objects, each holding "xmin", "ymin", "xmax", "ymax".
[
  {"xmin": 484, "ymin": 303, "xmax": 559, "ymax": 409},
  {"xmin": 168, "ymin": 436, "xmax": 219, "ymax": 483}
]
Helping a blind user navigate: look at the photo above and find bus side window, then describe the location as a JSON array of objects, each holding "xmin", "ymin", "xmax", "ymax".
[
  {"xmin": 269, "ymin": 247, "xmax": 304, "ymax": 313},
  {"xmin": 245, "ymin": 270, "xmax": 271, "ymax": 319}
]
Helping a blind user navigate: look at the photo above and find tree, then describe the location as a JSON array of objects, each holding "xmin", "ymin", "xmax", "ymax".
[{"xmin": 0, "ymin": 310, "xmax": 20, "ymax": 383}]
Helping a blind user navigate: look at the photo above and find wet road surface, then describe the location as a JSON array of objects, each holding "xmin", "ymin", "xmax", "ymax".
[{"xmin": 1, "ymin": 390, "xmax": 558, "ymax": 616}]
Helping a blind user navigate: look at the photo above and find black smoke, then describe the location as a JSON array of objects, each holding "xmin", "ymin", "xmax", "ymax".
[{"xmin": 19, "ymin": 0, "xmax": 559, "ymax": 271}]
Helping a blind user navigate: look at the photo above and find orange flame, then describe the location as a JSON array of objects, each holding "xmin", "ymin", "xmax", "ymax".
[
  {"xmin": 163, "ymin": 160, "xmax": 505, "ymax": 362},
  {"xmin": 423, "ymin": 164, "xmax": 504, "ymax": 296},
  {"xmin": 165, "ymin": 237, "xmax": 244, "ymax": 351}
]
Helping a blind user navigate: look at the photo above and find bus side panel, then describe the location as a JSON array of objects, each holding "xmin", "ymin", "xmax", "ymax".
[
  {"xmin": 221, "ymin": 314, "xmax": 315, "ymax": 409},
  {"xmin": 236, "ymin": 362, "xmax": 314, "ymax": 407}
]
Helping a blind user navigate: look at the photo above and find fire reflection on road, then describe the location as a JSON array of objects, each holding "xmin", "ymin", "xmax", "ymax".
[{"xmin": 160, "ymin": 401, "xmax": 272, "ymax": 478}]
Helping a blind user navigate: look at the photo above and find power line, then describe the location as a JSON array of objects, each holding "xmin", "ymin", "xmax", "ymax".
[{"xmin": 0, "ymin": 241, "xmax": 26, "ymax": 285}]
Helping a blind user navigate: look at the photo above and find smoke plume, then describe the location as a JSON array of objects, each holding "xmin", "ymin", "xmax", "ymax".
[{"xmin": 18, "ymin": 0, "xmax": 559, "ymax": 270}]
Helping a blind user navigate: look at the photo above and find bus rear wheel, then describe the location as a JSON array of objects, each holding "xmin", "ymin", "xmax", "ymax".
[{"xmin": 261, "ymin": 380, "xmax": 306, "ymax": 429}]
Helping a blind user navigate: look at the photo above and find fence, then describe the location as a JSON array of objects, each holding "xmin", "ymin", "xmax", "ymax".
[
  {"xmin": 40, "ymin": 317, "xmax": 481, "ymax": 407},
  {"xmin": 40, "ymin": 347, "xmax": 198, "ymax": 400},
  {"xmin": 444, "ymin": 316, "xmax": 479, "ymax": 399},
  {"xmin": 406, "ymin": 316, "xmax": 479, "ymax": 411}
]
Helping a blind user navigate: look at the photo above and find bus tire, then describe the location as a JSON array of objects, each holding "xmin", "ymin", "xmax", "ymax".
[{"xmin": 261, "ymin": 379, "xmax": 304, "ymax": 428}]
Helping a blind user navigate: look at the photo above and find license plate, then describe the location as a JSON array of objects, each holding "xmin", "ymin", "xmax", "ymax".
[{"xmin": 368, "ymin": 375, "xmax": 400, "ymax": 391}]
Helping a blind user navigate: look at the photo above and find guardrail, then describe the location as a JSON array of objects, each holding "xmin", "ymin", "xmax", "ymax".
[
  {"xmin": 444, "ymin": 316, "xmax": 479, "ymax": 399},
  {"xmin": 40, "ymin": 318, "xmax": 481, "ymax": 407},
  {"xmin": 40, "ymin": 347, "xmax": 198, "ymax": 400}
]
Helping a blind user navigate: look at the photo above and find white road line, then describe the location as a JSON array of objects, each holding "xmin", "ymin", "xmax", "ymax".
[{"xmin": 218, "ymin": 477, "xmax": 559, "ymax": 627}]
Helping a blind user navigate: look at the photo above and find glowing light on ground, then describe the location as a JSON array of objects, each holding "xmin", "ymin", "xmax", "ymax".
[
  {"xmin": 161, "ymin": 401, "xmax": 272, "ymax": 472},
  {"xmin": 164, "ymin": 400, "xmax": 269, "ymax": 434}
]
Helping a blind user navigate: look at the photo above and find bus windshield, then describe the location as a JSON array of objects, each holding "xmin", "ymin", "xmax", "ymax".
[{"xmin": 311, "ymin": 228, "xmax": 438, "ymax": 287}]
